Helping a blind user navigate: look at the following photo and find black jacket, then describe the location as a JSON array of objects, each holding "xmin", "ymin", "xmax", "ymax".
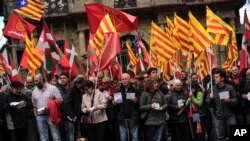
[
  {"xmin": 114, "ymin": 84, "xmax": 140, "ymax": 124},
  {"xmin": 1, "ymin": 92, "xmax": 32, "ymax": 129},
  {"xmin": 62, "ymin": 85, "xmax": 83, "ymax": 120}
]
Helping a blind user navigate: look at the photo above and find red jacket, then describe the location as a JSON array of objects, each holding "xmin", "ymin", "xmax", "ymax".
[{"xmin": 47, "ymin": 99, "xmax": 61, "ymax": 125}]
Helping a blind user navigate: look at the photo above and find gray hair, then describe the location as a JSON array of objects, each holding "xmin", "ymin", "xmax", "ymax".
[{"xmin": 73, "ymin": 75, "xmax": 85, "ymax": 84}]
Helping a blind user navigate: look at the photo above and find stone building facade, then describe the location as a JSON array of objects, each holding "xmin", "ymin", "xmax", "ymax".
[{"xmin": 1, "ymin": 0, "xmax": 246, "ymax": 73}]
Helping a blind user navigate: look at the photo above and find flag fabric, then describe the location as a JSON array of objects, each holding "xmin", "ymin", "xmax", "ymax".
[
  {"xmin": 100, "ymin": 33, "xmax": 121, "ymax": 70},
  {"xmin": 92, "ymin": 14, "xmax": 117, "ymax": 57},
  {"xmin": 189, "ymin": 12, "xmax": 214, "ymax": 63},
  {"xmin": 86, "ymin": 33, "xmax": 98, "ymax": 75},
  {"xmin": 206, "ymin": 6, "xmax": 232, "ymax": 45},
  {"xmin": 166, "ymin": 17, "xmax": 182, "ymax": 50},
  {"xmin": 174, "ymin": 13, "xmax": 193, "ymax": 53},
  {"xmin": 85, "ymin": 3, "xmax": 138, "ymax": 34},
  {"xmin": 135, "ymin": 35, "xmax": 145, "ymax": 72},
  {"xmin": 24, "ymin": 35, "xmax": 43, "ymax": 74},
  {"xmin": 15, "ymin": 0, "xmax": 44, "ymax": 21},
  {"xmin": 162, "ymin": 61, "xmax": 173, "ymax": 81},
  {"xmin": 109, "ymin": 58, "xmax": 122, "ymax": 79},
  {"xmin": 240, "ymin": 10, "xmax": 250, "ymax": 71},
  {"xmin": 149, "ymin": 35, "xmax": 158, "ymax": 67},
  {"xmin": 151, "ymin": 22, "xmax": 177, "ymax": 62},
  {"xmin": 223, "ymin": 29, "xmax": 238, "ymax": 71},
  {"xmin": 64, "ymin": 28, "xmax": 85, "ymax": 78},
  {"xmin": 126, "ymin": 41, "xmax": 137, "ymax": 67},
  {"xmin": 0, "ymin": 53, "xmax": 9, "ymax": 75},
  {"xmin": 3, "ymin": 12, "xmax": 36, "ymax": 40},
  {"xmin": 7, "ymin": 54, "xmax": 23, "ymax": 83},
  {"xmin": 37, "ymin": 21, "xmax": 70, "ymax": 73},
  {"xmin": 195, "ymin": 50, "xmax": 210, "ymax": 81},
  {"xmin": 140, "ymin": 40, "xmax": 151, "ymax": 68}
]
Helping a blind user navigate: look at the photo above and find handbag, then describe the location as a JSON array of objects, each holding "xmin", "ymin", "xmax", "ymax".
[{"xmin": 83, "ymin": 114, "xmax": 91, "ymax": 125}]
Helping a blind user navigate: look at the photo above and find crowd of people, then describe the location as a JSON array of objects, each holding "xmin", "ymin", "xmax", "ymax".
[{"xmin": 0, "ymin": 66, "xmax": 249, "ymax": 141}]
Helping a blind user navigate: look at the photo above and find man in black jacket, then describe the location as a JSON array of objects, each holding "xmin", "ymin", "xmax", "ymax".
[
  {"xmin": 2, "ymin": 81, "xmax": 33, "ymax": 141},
  {"xmin": 62, "ymin": 75, "xmax": 85, "ymax": 141},
  {"xmin": 112, "ymin": 73, "xmax": 140, "ymax": 141},
  {"xmin": 207, "ymin": 68, "xmax": 237, "ymax": 141}
]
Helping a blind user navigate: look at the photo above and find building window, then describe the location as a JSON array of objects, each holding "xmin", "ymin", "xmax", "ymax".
[{"xmin": 114, "ymin": 0, "xmax": 137, "ymax": 8}]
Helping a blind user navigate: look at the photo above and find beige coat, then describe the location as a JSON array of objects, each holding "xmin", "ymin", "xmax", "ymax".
[{"xmin": 81, "ymin": 89, "xmax": 108, "ymax": 124}]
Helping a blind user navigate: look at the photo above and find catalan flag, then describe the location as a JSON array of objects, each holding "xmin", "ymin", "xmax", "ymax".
[
  {"xmin": 126, "ymin": 41, "xmax": 137, "ymax": 67},
  {"xmin": 0, "ymin": 53, "xmax": 8, "ymax": 75},
  {"xmin": 24, "ymin": 35, "xmax": 43, "ymax": 74},
  {"xmin": 174, "ymin": 13, "xmax": 193, "ymax": 53},
  {"xmin": 189, "ymin": 12, "xmax": 214, "ymax": 63},
  {"xmin": 223, "ymin": 29, "xmax": 238, "ymax": 71},
  {"xmin": 93, "ymin": 14, "xmax": 116, "ymax": 57},
  {"xmin": 195, "ymin": 50, "xmax": 210, "ymax": 81},
  {"xmin": 149, "ymin": 35, "xmax": 158, "ymax": 67},
  {"xmin": 151, "ymin": 22, "xmax": 177, "ymax": 62},
  {"xmin": 206, "ymin": 6, "xmax": 232, "ymax": 45},
  {"xmin": 162, "ymin": 61, "xmax": 173, "ymax": 81},
  {"xmin": 166, "ymin": 17, "xmax": 182, "ymax": 50},
  {"xmin": 15, "ymin": 0, "xmax": 44, "ymax": 21}
]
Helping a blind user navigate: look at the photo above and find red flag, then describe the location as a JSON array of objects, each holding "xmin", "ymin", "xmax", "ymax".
[
  {"xmin": 240, "ymin": 10, "xmax": 250, "ymax": 71},
  {"xmin": 110, "ymin": 58, "xmax": 122, "ymax": 79},
  {"xmin": 3, "ymin": 12, "xmax": 36, "ymax": 40},
  {"xmin": 85, "ymin": 3, "xmax": 138, "ymax": 34},
  {"xmin": 100, "ymin": 34, "xmax": 121, "ymax": 70},
  {"xmin": 8, "ymin": 54, "xmax": 23, "ymax": 83}
]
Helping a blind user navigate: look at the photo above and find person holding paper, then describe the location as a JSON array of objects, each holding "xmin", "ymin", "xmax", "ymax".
[
  {"xmin": 167, "ymin": 79, "xmax": 191, "ymax": 141},
  {"xmin": 63, "ymin": 75, "xmax": 85, "ymax": 141},
  {"xmin": 112, "ymin": 73, "xmax": 140, "ymax": 141},
  {"xmin": 1, "ymin": 81, "xmax": 33, "ymax": 141},
  {"xmin": 140, "ymin": 77, "xmax": 168, "ymax": 141},
  {"xmin": 32, "ymin": 73, "xmax": 63, "ymax": 141},
  {"xmin": 186, "ymin": 80, "xmax": 206, "ymax": 141},
  {"xmin": 81, "ymin": 80, "xmax": 108, "ymax": 141},
  {"xmin": 207, "ymin": 68, "xmax": 237, "ymax": 141}
]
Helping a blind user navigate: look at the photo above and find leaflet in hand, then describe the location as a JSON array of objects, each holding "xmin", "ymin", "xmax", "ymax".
[
  {"xmin": 219, "ymin": 91, "xmax": 229, "ymax": 100},
  {"xmin": 37, "ymin": 106, "xmax": 48, "ymax": 114},
  {"xmin": 126, "ymin": 93, "xmax": 135, "ymax": 100},
  {"xmin": 247, "ymin": 92, "xmax": 250, "ymax": 101},
  {"xmin": 113, "ymin": 92, "xmax": 123, "ymax": 103},
  {"xmin": 10, "ymin": 100, "xmax": 26, "ymax": 109},
  {"xmin": 177, "ymin": 99, "xmax": 184, "ymax": 107}
]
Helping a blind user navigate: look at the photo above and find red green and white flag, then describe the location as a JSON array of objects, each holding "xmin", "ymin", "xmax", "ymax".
[
  {"xmin": 37, "ymin": 21, "xmax": 70, "ymax": 74},
  {"xmin": 64, "ymin": 28, "xmax": 85, "ymax": 78}
]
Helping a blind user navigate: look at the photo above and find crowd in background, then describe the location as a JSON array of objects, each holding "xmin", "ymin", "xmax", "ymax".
[{"xmin": 0, "ymin": 66, "xmax": 249, "ymax": 141}]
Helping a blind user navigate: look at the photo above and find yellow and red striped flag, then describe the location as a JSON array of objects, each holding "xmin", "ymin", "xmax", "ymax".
[
  {"xmin": 196, "ymin": 50, "xmax": 210, "ymax": 81},
  {"xmin": 166, "ymin": 17, "xmax": 182, "ymax": 50},
  {"xmin": 223, "ymin": 29, "xmax": 238, "ymax": 71},
  {"xmin": 149, "ymin": 33, "xmax": 158, "ymax": 67},
  {"xmin": 14, "ymin": 0, "xmax": 44, "ymax": 21},
  {"xmin": 93, "ymin": 14, "xmax": 117, "ymax": 57},
  {"xmin": 151, "ymin": 21, "xmax": 177, "ymax": 62},
  {"xmin": 163, "ymin": 61, "xmax": 173, "ymax": 81},
  {"xmin": 189, "ymin": 12, "xmax": 214, "ymax": 63},
  {"xmin": 126, "ymin": 41, "xmax": 137, "ymax": 67},
  {"xmin": 206, "ymin": 6, "xmax": 232, "ymax": 45},
  {"xmin": 174, "ymin": 13, "xmax": 193, "ymax": 53},
  {"xmin": 24, "ymin": 35, "xmax": 43, "ymax": 74}
]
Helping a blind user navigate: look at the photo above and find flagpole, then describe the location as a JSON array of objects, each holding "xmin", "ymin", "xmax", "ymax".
[
  {"xmin": 198, "ymin": 64, "xmax": 204, "ymax": 89},
  {"xmin": 86, "ymin": 59, "xmax": 89, "ymax": 79},
  {"xmin": 109, "ymin": 66, "xmax": 113, "ymax": 80},
  {"xmin": 94, "ymin": 34, "xmax": 112, "ymax": 91},
  {"xmin": 208, "ymin": 47, "xmax": 213, "ymax": 94}
]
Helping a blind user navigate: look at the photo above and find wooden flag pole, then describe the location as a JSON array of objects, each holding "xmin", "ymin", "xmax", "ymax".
[{"xmin": 94, "ymin": 34, "xmax": 112, "ymax": 91}]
